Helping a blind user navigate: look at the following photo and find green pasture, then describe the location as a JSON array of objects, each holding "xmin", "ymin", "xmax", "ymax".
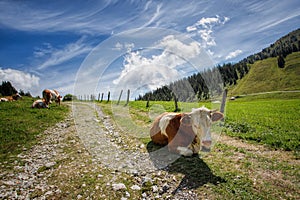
[
  {"xmin": 224, "ymin": 97, "xmax": 300, "ymax": 151},
  {"xmin": 0, "ymin": 97, "xmax": 69, "ymax": 163},
  {"xmin": 100, "ymin": 92, "xmax": 300, "ymax": 152}
]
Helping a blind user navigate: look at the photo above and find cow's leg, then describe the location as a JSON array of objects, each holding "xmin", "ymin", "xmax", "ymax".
[
  {"xmin": 167, "ymin": 142, "xmax": 193, "ymax": 156},
  {"xmin": 191, "ymin": 135, "xmax": 201, "ymax": 154},
  {"xmin": 176, "ymin": 146, "xmax": 193, "ymax": 157}
]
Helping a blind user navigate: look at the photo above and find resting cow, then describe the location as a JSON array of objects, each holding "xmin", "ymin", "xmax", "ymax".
[
  {"xmin": 31, "ymin": 99, "xmax": 49, "ymax": 109},
  {"xmin": 0, "ymin": 98, "xmax": 8, "ymax": 102},
  {"xmin": 42, "ymin": 89, "xmax": 62, "ymax": 106},
  {"xmin": 150, "ymin": 106, "xmax": 223, "ymax": 156},
  {"xmin": 0, "ymin": 93, "xmax": 22, "ymax": 102}
]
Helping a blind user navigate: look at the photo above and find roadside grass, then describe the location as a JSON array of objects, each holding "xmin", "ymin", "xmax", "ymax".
[
  {"xmin": 200, "ymin": 143, "xmax": 299, "ymax": 199},
  {"xmin": 0, "ymin": 97, "xmax": 69, "ymax": 164}
]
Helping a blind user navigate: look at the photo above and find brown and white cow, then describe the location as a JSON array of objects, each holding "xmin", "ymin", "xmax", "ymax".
[
  {"xmin": 150, "ymin": 106, "xmax": 223, "ymax": 156},
  {"xmin": 0, "ymin": 93, "xmax": 22, "ymax": 102},
  {"xmin": 0, "ymin": 98, "xmax": 9, "ymax": 102},
  {"xmin": 42, "ymin": 89, "xmax": 62, "ymax": 106},
  {"xmin": 31, "ymin": 99, "xmax": 49, "ymax": 109}
]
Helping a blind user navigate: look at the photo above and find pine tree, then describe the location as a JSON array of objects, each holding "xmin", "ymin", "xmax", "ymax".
[
  {"xmin": 0, "ymin": 81, "xmax": 18, "ymax": 96},
  {"xmin": 277, "ymin": 54, "xmax": 285, "ymax": 68}
]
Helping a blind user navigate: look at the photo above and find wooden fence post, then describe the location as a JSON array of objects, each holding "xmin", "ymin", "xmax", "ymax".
[
  {"xmin": 173, "ymin": 92, "xmax": 179, "ymax": 112},
  {"xmin": 117, "ymin": 90, "xmax": 123, "ymax": 105},
  {"xmin": 107, "ymin": 91, "xmax": 110, "ymax": 102},
  {"xmin": 125, "ymin": 89, "xmax": 130, "ymax": 106},
  {"xmin": 98, "ymin": 93, "xmax": 100, "ymax": 101},
  {"xmin": 220, "ymin": 88, "xmax": 228, "ymax": 122},
  {"xmin": 146, "ymin": 97, "xmax": 150, "ymax": 108},
  {"xmin": 220, "ymin": 89, "xmax": 227, "ymax": 114},
  {"xmin": 101, "ymin": 93, "xmax": 104, "ymax": 102}
]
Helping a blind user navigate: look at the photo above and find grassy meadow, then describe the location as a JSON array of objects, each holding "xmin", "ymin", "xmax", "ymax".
[
  {"xmin": 0, "ymin": 94, "xmax": 298, "ymax": 199},
  {"xmin": 224, "ymin": 96, "xmax": 300, "ymax": 151},
  {"xmin": 0, "ymin": 97, "xmax": 69, "ymax": 163},
  {"xmin": 99, "ymin": 92, "xmax": 300, "ymax": 153}
]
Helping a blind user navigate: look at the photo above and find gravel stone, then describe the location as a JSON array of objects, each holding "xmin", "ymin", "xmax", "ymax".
[{"xmin": 112, "ymin": 183, "xmax": 127, "ymax": 191}]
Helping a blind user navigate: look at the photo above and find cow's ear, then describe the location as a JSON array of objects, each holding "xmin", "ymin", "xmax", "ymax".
[{"xmin": 211, "ymin": 111, "xmax": 224, "ymax": 122}]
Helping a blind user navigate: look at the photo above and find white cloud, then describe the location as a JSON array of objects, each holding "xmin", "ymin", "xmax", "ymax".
[
  {"xmin": 113, "ymin": 42, "xmax": 123, "ymax": 51},
  {"xmin": 225, "ymin": 49, "xmax": 243, "ymax": 60},
  {"xmin": 0, "ymin": 68, "xmax": 40, "ymax": 92},
  {"xmin": 38, "ymin": 37, "xmax": 92, "ymax": 70},
  {"xmin": 157, "ymin": 35, "xmax": 201, "ymax": 60},
  {"xmin": 197, "ymin": 16, "xmax": 221, "ymax": 28},
  {"xmin": 140, "ymin": 3, "xmax": 163, "ymax": 28},
  {"xmin": 113, "ymin": 35, "xmax": 201, "ymax": 91},
  {"xmin": 113, "ymin": 42, "xmax": 135, "ymax": 51},
  {"xmin": 186, "ymin": 26, "xmax": 197, "ymax": 32},
  {"xmin": 186, "ymin": 15, "xmax": 230, "ymax": 48},
  {"xmin": 33, "ymin": 43, "xmax": 53, "ymax": 58}
]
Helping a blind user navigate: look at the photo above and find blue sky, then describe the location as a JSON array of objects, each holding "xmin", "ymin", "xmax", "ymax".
[{"xmin": 0, "ymin": 0, "xmax": 299, "ymax": 98}]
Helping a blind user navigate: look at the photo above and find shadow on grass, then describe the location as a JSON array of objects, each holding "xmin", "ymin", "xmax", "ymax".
[{"xmin": 146, "ymin": 141, "xmax": 225, "ymax": 194}]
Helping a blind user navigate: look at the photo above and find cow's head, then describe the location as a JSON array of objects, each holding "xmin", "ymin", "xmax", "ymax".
[
  {"xmin": 55, "ymin": 95, "xmax": 62, "ymax": 103},
  {"xmin": 13, "ymin": 93, "xmax": 22, "ymax": 100},
  {"xmin": 189, "ymin": 106, "xmax": 223, "ymax": 149}
]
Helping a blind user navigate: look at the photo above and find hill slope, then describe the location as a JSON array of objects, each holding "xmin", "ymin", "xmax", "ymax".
[
  {"xmin": 231, "ymin": 52, "xmax": 300, "ymax": 95},
  {"xmin": 137, "ymin": 28, "xmax": 300, "ymax": 101}
]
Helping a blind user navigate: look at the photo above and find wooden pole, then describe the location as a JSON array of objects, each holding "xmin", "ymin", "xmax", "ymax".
[
  {"xmin": 101, "ymin": 93, "xmax": 104, "ymax": 102},
  {"xmin": 146, "ymin": 97, "xmax": 150, "ymax": 108},
  {"xmin": 117, "ymin": 90, "xmax": 123, "ymax": 105},
  {"xmin": 220, "ymin": 89, "xmax": 227, "ymax": 114},
  {"xmin": 125, "ymin": 89, "xmax": 130, "ymax": 106},
  {"xmin": 220, "ymin": 88, "xmax": 228, "ymax": 122},
  {"xmin": 98, "ymin": 93, "xmax": 100, "ymax": 101},
  {"xmin": 173, "ymin": 92, "xmax": 179, "ymax": 112},
  {"xmin": 107, "ymin": 91, "xmax": 110, "ymax": 102}
]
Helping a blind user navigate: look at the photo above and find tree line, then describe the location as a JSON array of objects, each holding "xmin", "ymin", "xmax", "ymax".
[
  {"xmin": 137, "ymin": 28, "xmax": 300, "ymax": 101},
  {"xmin": 0, "ymin": 81, "xmax": 32, "ymax": 97}
]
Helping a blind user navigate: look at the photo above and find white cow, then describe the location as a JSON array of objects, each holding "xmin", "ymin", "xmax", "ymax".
[{"xmin": 31, "ymin": 99, "xmax": 49, "ymax": 109}]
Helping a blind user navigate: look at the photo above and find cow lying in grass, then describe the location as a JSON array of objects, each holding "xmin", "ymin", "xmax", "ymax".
[
  {"xmin": 0, "ymin": 93, "xmax": 22, "ymax": 102},
  {"xmin": 150, "ymin": 106, "xmax": 223, "ymax": 156},
  {"xmin": 31, "ymin": 99, "xmax": 49, "ymax": 109}
]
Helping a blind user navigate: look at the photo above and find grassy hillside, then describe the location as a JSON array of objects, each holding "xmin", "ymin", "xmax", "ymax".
[{"xmin": 231, "ymin": 52, "xmax": 300, "ymax": 95}]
